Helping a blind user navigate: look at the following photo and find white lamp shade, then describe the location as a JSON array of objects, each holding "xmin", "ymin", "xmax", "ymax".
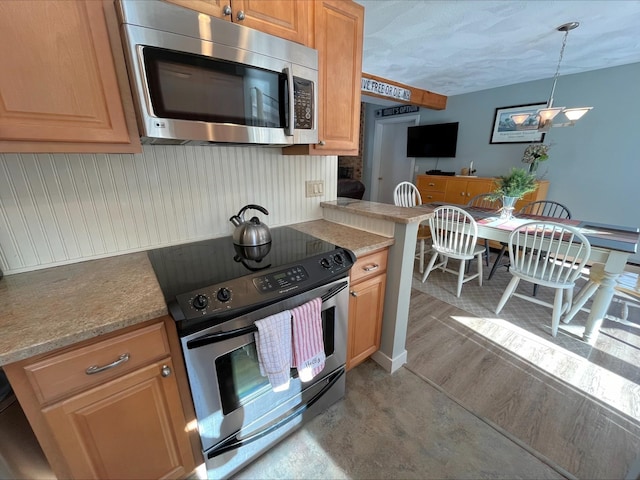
[
  {"xmin": 563, "ymin": 107, "xmax": 593, "ymax": 121},
  {"xmin": 537, "ymin": 107, "xmax": 564, "ymax": 123},
  {"xmin": 510, "ymin": 113, "xmax": 532, "ymax": 126}
]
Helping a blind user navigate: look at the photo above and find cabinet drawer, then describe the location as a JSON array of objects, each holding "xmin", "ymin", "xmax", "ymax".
[
  {"xmin": 421, "ymin": 191, "xmax": 446, "ymax": 202},
  {"xmin": 417, "ymin": 176, "xmax": 447, "ymax": 192},
  {"xmin": 351, "ymin": 249, "xmax": 388, "ymax": 284},
  {"xmin": 24, "ymin": 322, "xmax": 171, "ymax": 405}
]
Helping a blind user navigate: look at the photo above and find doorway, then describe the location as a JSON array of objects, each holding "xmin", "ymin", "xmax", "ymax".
[{"xmin": 370, "ymin": 114, "xmax": 421, "ymax": 204}]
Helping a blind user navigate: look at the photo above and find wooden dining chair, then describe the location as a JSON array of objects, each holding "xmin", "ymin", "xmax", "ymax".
[
  {"xmin": 495, "ymin": 221, "xmax": 591, "ymax": 336},
  {"xmin": 421, "ymin": 205, "xmax": 485, "ymax": 297},
  {"xmin": 393, "ymin": 182, "xmax": 430, "ymax": 273},
  {"xmin": 467, "ymin": 193, "xmax": 502, "ymax": 266}
]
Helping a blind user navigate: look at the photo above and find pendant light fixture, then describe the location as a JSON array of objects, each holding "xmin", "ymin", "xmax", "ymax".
[{"xmin": 511, "ymin": 22, "xmax": 593, "ymax": 132}]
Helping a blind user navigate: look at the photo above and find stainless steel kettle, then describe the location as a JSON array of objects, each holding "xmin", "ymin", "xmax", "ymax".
[{"xmin": 229, "ymin": 204, "xmax": 272, "ymax": 246}]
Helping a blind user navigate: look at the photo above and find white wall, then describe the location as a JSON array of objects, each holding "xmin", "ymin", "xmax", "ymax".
[
  {"xmin": 362, "ymin": 62, "xmax": 640, "ymax": 263},
  {"xmin": 0, "ymin": 146, "xmax": 337, "ymax": 274}
]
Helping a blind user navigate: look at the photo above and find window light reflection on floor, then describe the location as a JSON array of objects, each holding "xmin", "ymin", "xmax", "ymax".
[{"xmin": 449, "ymin": 315, "xmax": 639, "ymax": 423}]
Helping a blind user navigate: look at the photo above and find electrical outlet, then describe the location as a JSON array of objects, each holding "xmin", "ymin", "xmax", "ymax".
[{"xmin": 305, "ymin": 180, "xmax": 324, "ymax": 197}]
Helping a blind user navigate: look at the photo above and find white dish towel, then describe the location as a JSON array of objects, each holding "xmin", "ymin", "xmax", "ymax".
[
  {"xmin": 291, "ymin": 297, "xmax": 326, "ymax": 382},
  {"xmin": 254, "ymin": 310, "xmax": 292, "ymax": 392}
]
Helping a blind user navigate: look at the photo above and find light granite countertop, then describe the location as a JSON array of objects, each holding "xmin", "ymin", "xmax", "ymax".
[
  {"xmin": 0, "ymin": 220, "xmax": 392, "ymax": 366},
  {"xmin": 321, "ymin": 198, "xmax": 433, "ymax": 224},
  {"xmin": 290, "ymin": 219, "xmax": 393, "ymax": 255},
  {"xmin": 0, "ymin": 253, "xmax": 167, "ymax": 366}
]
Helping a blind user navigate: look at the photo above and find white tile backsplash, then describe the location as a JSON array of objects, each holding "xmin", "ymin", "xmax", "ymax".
[{"xmin": 0, "ymin": 146, "xmax": 337, "ymax": 274}]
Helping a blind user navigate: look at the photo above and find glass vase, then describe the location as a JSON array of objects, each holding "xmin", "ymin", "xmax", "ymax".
[
  {"xmin": 528, "ymin": 160, "xmax": 539, "ymax": 174},
  {"xmin": 500, "ymin": 196, "xmax": 518, "ymax": 220}
]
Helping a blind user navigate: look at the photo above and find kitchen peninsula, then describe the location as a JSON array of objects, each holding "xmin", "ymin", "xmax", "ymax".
[{"xmin": 320, "ymin": 199, "xmax": 433, "ymax": 372}]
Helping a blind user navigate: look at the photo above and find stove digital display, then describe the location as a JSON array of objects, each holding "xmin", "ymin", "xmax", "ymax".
[{"xmin": 253, "ymin": 266, "xmax": 308, "ymax": 293}]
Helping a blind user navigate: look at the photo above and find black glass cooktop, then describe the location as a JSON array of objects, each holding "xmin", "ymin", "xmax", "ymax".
[{"xmin": 147, "ymin": 226, "xmax": 338, "ymax": 302}]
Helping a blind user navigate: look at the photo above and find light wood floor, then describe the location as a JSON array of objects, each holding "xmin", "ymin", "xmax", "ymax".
[{"xmin": 405, "ymin": 289, "xmax": 640, "ymax": 480}]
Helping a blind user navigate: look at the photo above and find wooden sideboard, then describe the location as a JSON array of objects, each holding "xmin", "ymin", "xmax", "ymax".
[{"xmin": 416, "ymin": 174, "xmax": 549, "ymax": 212}]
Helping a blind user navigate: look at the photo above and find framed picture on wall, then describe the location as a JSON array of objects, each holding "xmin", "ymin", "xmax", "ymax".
[{"xmin": 490, "ymin": 103, "xmax": 547, "ymax": 144}]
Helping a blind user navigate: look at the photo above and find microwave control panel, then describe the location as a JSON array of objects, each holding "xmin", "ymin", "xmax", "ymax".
[{"xmin": 293, "ymin": 77, "xmax": 314, "ymax": 130}]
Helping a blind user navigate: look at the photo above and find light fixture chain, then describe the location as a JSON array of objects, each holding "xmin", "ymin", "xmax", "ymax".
[
  {"xmin": 555, "ymin": 30, "xmax": 569, "ymax": 80},
  {"xmin": 547, "ymin": 29, "xmax": 570, "ymax": 108}
]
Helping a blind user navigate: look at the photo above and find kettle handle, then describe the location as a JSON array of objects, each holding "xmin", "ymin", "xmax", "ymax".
[{"xmin": 238, "ymin": 204, "xmax": 269, "ymax": 217}]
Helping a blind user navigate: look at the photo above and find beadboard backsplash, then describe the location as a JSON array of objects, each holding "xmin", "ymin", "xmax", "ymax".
[{"xmin": 0, "ymin": 146, "xmax": 337, "ymax": 274}]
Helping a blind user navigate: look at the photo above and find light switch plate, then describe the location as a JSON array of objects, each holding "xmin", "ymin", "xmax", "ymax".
[{"xmin": 305, "ymin": 180, "xmax": 324, "ymax": 197}]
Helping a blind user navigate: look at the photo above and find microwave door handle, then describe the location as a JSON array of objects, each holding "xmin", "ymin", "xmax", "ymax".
[{"xmin": 283, "ymin": 67, "xmax": 295, "ymax": 136}]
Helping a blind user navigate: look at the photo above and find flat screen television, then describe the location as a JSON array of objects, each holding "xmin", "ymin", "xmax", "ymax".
[{"xmin": 406, "ymin": 122, "xmax": 459, "ymax": 158}]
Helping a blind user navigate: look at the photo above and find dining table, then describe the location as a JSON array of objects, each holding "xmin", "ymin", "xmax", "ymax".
[{"xmin": 420, "ymin": 202, "xmax": 640, "ymax": 343}]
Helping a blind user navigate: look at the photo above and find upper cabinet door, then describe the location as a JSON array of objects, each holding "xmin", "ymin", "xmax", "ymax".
[
  {"xmin": 313, "ymin": 0, "xmax": 364, "ymax": 155},
  {"xmin": 164, "ymin": 0, "xmax": 311, "ymax": 45},
  {"xmin": 233, "ymin": 0, "xmax": 312, "ymax": 45},
  {"xmin": 0, "ymin": 0, "xmax": 140, "ymax": 153}
]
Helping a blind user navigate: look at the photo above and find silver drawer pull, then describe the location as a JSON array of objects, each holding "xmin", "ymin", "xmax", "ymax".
[
  {"xmin": 363, "ymin": 263, "xmax": 379, "ymax": 272},
  {"xmin": 85, "ymin": 353, "xmax": 130, "ymax": 375},
  {"xmin": 350, "ymin": 291, "xmax": 357, "ymax": 297},
  {"xmin": 428, "ymin": 182, "xmax": 435, "ymax": 186}
]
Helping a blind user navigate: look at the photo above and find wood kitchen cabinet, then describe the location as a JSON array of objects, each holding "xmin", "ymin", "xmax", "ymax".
[
  {"xmin": 0, "ymin": 0, "xmax": 141, "ymax": 154},
  {"xmin": 347, "ymin": 248, "xmax": 388, "ymax": 371},
  {"xmin": 285, "ymin": 0, "xmax": 365, "ymax": 156},
  {"xmin": 3, "ymin": 317, "xmax": 198, "ymax": 480},
  {"xmin": 164, "ymin": 0, "xmax": 312, "ymax": 45}
]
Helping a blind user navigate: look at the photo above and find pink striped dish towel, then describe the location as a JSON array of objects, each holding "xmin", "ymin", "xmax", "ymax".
[
  {"xmin": 254, "ymin": 310, "xmax": 292, "ymax": 392},
  {"xmin": 291, "ymin": 297, "xmax": 325, "ymax": 382}
]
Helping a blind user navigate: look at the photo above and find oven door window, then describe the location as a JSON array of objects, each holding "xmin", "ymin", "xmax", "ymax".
[
  {"xmin": 215, "ymin": 306, "xmax": 335, "ymax": 415},
  {"xmin": 143, "ymin": 46, "xmax": 287, "ymax": 128}
]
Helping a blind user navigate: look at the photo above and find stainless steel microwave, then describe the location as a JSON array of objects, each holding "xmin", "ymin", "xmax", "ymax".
[{"xmin": 115, "ymin": 0, "xmax": 318, "ymax": 146}]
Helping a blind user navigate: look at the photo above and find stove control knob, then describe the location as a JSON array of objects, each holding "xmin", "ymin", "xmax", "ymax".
[
  {"xmin": 217, "ymin": 287, "xmax": 231, "ymax": 302},
  {"xmin": 334, "ymin": 253, "xmax": 344, "ymax": 264},
  {"xmin": 193, "ymin": 294, "xmax": 209, "ymax": 310},
  {"xmin": 320, "ymin": 257, "xmax": 331, "ymax": 269}
]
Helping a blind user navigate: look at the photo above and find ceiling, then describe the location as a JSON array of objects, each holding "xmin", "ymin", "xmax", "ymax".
[{"xmin": 355, "ymin": 0, "xmax": 640, "ymax": 98}]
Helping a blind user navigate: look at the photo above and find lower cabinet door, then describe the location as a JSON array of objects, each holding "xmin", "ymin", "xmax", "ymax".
[
  {"xmin": 347, "ymin": 273, "xmax": 386, "ymax": 370},
  {"xmin": 465, "ymin": 179, "xmax": 495, "ymax": 202},
  {"xmin": 42, "ymin": 359, "xmax": 194, "ymax": 480}
]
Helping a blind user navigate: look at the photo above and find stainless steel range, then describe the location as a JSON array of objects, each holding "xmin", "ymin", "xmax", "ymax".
[{"xmin": 147, "ymin": 227, "xmax": 354, "ymax": 478}]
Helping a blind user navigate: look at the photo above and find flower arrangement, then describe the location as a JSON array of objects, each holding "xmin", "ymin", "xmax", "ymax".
[
  {"xmin": 522, "ymin": 143, "xmax": 549, "ymax": 175},
  {"xmin": 522, "ymin": 144, "xmax": 549, "ymax": 164}
]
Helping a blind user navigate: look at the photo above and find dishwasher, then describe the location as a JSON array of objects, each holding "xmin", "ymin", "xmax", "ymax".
[{"xmin": 0, "ymin": 368, "xmax": 55, "ymax": 480}]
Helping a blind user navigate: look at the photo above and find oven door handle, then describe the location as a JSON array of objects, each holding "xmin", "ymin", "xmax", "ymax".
[
  {"xmin": 207, "ymin": 366, "xmax": 345, "ymax": 459},
  {"xmin": 186, "ymin": 280, "xmax": 348, "ymax": 350},
  {"xmin": 186, "ymin": 325, "xmax": 256, "ymax": 349},
  {"xmin": 320, "ymin": 280, "xmax": 349, "ymax": 303}
]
